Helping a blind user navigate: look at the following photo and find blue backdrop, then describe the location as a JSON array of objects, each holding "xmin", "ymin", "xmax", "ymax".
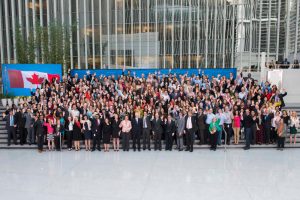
[
  {"xmin": 2, "ymin": 64, "xmax": 62, "ymax": 97},
  {"xmin": 71, "ymin": 68, "xmax": 237, "ymax": 79}
]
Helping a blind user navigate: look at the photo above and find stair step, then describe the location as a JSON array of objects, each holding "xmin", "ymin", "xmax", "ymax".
[{"xmin": 1, "ymin": 143, "xmax": 300, "ymax": 150}]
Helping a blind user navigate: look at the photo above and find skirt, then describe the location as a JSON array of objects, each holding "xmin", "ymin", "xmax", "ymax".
[
  {"xmin": 290, "ymin": 126, "xmax": 297, "ymax": 135},
  {"xmin": 47, "ymin": 134, "xmax": 54, "ymax": 140},
  {"xmin": 256, "ymin": 125, "xmax": 264, "ymax": 144},
  {"xmin": 112, "ymin": 130, "xmax": 120, "ymax": 139},
  {"xmin": 84, "ymin": 130, "xmax": 92, "ymax": 140},
  {"xmin": 103, "ymin": 133, "xmax": 111, "ymax": 144},
  {"xmin": 72, "ymin": 130, "xmax": 82, "ymax": 141}
]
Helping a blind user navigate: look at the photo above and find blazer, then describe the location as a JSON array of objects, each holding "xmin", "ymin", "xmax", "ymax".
[
  {"xmin": 24, "ymin": 113, "xmax": 34, "ymax": 129},
  {"xmin": 164, "ymin": 120, "xmax": 176, "ymax": 134},
  {"xmin": 184, "ymin": 115, "xmax": 198, "ymax": 132},
  {"xmin": 34, "ymin": 120, "xmax": 45, "ymax": 137},
  {"xmin": 151, "ymin": 118, "xmax": 163, "ymax": 134},
  {"xmin": 4, "ymin": 114, "xmax": 17, "ymax": 129},
  {"xmin": 91, "ymin": 118, "xmax": 102, "ymax": 134},
  {"xmin": 196, "ymin": 114, "xmax": 206, "ymax": 130},
  {"xmin": 142, "ymin": 115, "xmax": 152, "ymax": 129},
  {"xmin": 176, "ymin": 117, "xmax": 186, "ymax": 134},
  {"xmin": 131, "ymin": 118, "xmax": 143, "ymax": 135}
]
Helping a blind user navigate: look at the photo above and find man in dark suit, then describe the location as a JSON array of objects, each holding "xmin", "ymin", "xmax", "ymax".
[
  {"xmin": 142, "ymin": 111, "xmax": 152, "ymax": 151},
  {"xmin": 16, "ymin": 109, "xmax": 26, "ymax": 145},
  {"xmin": 3, "ymin": 110, "xmax": 17, "ymax": 146},
  {"xmin": 151, "ymin": 112, "xmax": 163, "ymax": 151},
  {"xmin": 243, "ymin": 109, "xmax": 254, "ymax": 150},
  {"xmin": 131, "ymin": 112, "xmax": 143, "ymax": 151},
  {"xmin": 185, "ymin": 111, "xmax": 197, "ymax": 152},
  {"xmin": 91, "ymin": 114, "xmax": 102, "ymax": 151},
  {"xmin": 262, "ymin": 110, "xmax": 274, "ymax": 144},
  {"xmin": 197, "ymin": 108, "xmax": 206, "ymax": 145},
  {"xmin": 34, "ymin": 115, "xmax": 45, "ymax": 152},
  {"xmin": 164, "ymin": 114, "xmax": 176, "ymax": 151}
]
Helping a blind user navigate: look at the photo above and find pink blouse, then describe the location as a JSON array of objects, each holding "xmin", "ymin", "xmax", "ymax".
[
  {"xmin": 43, "ymin": 122, "xmax": 54, "ymax": 134},
  {"xmin": 120, "ymin": 120, "xmax": 132, "ymax": 133}
]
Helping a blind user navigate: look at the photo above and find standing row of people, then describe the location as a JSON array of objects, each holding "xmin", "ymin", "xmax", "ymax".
[{"xmin": 3, "ymin": 69, "xmax": 299, "ymax": 152}]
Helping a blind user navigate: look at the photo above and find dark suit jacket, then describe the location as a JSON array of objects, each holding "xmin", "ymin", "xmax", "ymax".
[
  {"xmin": 131, "ymin": 118, "xmax": 143, "ymax": 135},
  {"xmin": 184, "ymin": 116, "xmax": 198, "ymax": 132},
  {"xmin": 152, "ymin": 118, "xmax": 163, "ymax": 134},
  {"xmin": 197, "ymin": 114, "xmax": 206, "ymax": 130},
  {"xmin": 164, "ymin": 120, "xmax": 176, "ymax": 134},
  {"xmin": 15, "ymin": 111, "xmax": 25, "ymax": 128},
  {"xmin": 142, "ymin": 116, "xmax": 152, "ymax": 129},
  {"xmin": 261, "ymin": 113, "xmax": 274, "ymax": 128},
  {"xmin": 91, "ymin": 118, "xmax": 102, "ymax": 134},
  {"xmin": 34, "ymin": 120, "xmax": 45, "ymax": 137},
  {"xmin": 4, "ymin": 114, "xmax": 17, "ymax": 129}
]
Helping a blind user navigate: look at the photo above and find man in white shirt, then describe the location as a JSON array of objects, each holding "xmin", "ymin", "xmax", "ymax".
[{"xmin": 184, "ymin": 111, "xmax": 197, "ymax": 152}]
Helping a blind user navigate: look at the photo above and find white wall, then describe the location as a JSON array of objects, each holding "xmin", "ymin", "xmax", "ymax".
[{"xmin": 268, "ymin": 69, "xmax": 300, "ymax": 104}]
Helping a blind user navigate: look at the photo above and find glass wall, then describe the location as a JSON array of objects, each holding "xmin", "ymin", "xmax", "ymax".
[{"xmin": 0, "ymin": 0, "xmax": 299, "ymax": 69}]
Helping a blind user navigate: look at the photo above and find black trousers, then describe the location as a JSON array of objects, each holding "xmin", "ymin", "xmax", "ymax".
[
  {"xmin": 65, "ymin": 130, "xmax": 73, "ymax": 149},
  {"xmin": 264, "ymin": 125, "xmax": 271, "ymax": 144},
  {"xmin": 92, "ymin": 132, "xmax": 101, "ymax": 150},
  {"xmin": 54, "ymin": 135, "xmax": 61, "ymax": 150},
  {"xmin": 154, "ymin": 132, "xmax": 162, "ymax": 150},
  {"xmin": 251, "ymin": 125, "xmax": 257, "ymax": 145},
  {"xmin": 270, "ymin": 127, "xmax": 277, "ymax": 143},
  {"xmin": 132, "ymin": 132, "xmax": 141, "ymax": 150},
  {"xmin": 186, "ymin": 129, "xmax": 195, "ymax": 151},
  {"xmin": 210, "ymin": 133, "xmax": 217, "ymax": 150},
  {"xmin": 19, "ymin": 127, "xmax": 26, "ymax": 145},
  {"xmin": 277, "ymin": 136, "xmax": 285, "ymax": 148},
  {"xmin": 122, "ymin": 132, "xmax": 130, "ymax": 151},
  {"xmin": 245, "ymin": 128, "xmax": 252, "ymax": 148},
  {"xmin": 7, "ymin": 126, "xmax": 17, "ymax": 145},
  {"xmin": 165, "ymin": 132, "xmax": 173, "ymax": 150},
  {"xmin": 205, "ymin": 124, "xmax": 210, "ymax": 143},
  {"xmin": 197, "ymin": 128, "xmax": 205, "ymax": 145},
  {"xmin": 142, "ymin": 128, "xmax": 151, "ymax": 150},
  {"xmin": 37, "ymin": 135, "xmax": 44, "ymax": 151},
  {"xmin": 224, "ymin": 123, "xmax": 232, "ymax": 145}
]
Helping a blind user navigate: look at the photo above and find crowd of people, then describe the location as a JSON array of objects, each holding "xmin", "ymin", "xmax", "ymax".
[{"xmin": 2, "ymin": 69, "xmax": 299, "ymax": 153}]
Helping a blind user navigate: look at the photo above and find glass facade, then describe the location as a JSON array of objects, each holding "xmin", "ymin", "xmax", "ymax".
[{"xmin": 0, "ymin": 0, "xmax": 299, "ymax": 69}]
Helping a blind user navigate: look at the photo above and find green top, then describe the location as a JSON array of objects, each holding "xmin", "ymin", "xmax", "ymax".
[{"xmin": 209, "ymin": 119, "xmax": 222, "ymax": 133}]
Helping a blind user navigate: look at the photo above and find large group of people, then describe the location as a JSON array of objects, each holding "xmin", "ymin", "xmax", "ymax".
[{"xmin": 2, "ymin": 69, "xmax": 299, "ymax": 153}]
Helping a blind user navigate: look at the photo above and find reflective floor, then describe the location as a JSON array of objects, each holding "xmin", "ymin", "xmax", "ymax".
[{"xmin": 1, "ymin": 149, "xmax": 300, "ymax": 200}]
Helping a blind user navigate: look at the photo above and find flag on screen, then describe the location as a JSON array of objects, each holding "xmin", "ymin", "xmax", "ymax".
[{"xmin": 8, "ymin": 69, "xmax": 60, "ymax": 89}]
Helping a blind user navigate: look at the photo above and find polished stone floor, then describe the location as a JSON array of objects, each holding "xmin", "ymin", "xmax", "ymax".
[{"xmin": 0, "ymin": 148, "xmax": 299, "ymax": 200}]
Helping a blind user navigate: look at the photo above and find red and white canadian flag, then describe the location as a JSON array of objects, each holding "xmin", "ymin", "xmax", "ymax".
[{"xmin": 8, "ymin": 70, "xmax": 60, "ymax": 89}]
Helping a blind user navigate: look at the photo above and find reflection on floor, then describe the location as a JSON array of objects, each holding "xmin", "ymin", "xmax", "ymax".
[{"xmin": 0, "ymin": 149, "xmax": 299, "ymax": 200}]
